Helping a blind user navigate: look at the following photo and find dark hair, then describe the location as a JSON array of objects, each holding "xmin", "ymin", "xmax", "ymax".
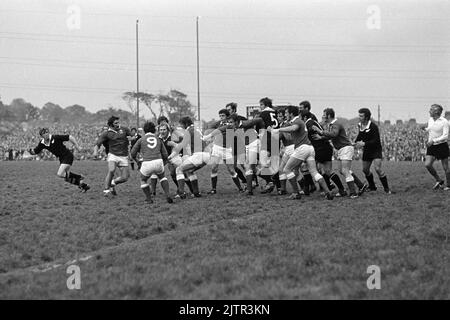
[
  {"xmin": 358, "ymin": 108, "xmax": 371, "ymax": 120},
  {"xmin": 226, "ymin": 102, "xmax": 237, "ymax": 112},
  {"xmin": 431, "ymin": 104, "xmax": 443, "ymax": 115},
  {"xmin": 299, "ymin": 100, "xmax": 311, "ymax": 111},
  {"xmin": 179, "ymin": 116, "xmax": 193, "ymax": 128},
  {"xmin": 300, "ymin": 110, "xmax": 313, "ymax": 120},
  {"xmin": 286, "ymin": 105, "xmax": 299, "ymax": 117},
  {"xmin": 107, "ymin": 116, "xmax": 119, "ymax": 127},
  {"xmin": 229, "ymin": 113, "xmax": 240, "ymax": 123},
  {"xmin": 323, "ymin": 108, "xmax": 335, "ymax": 119},
  {"xmin": 157, "ymin": 116, "xmax": 169, "ymax": 125},
  {"xmin": 131, "ymin": 127, "xmax": 137, "ymax": 132},
  {"xmin": 39, "ymin": 127, "xmax": 49, "ymax": 136},
  {"xmin": 276, "ymin": 108, "xmax": 285, "ymax": 116},
  {"xmin": 143, "ymin": 121, "xmax": 156, "ymax": 134},
  {"xmin": 259, "ymin": 97, "xmax": 273, "ymax": 108},
  {"xmin": 219, "ymin": 109, "xmax": 230, "ymax": 117}
]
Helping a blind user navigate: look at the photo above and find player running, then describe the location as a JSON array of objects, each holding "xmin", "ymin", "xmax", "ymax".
[
  {"xmin": 30, "ymin": 127, "xmax": 90, "ymax": 192},
  {"xmin": 93, "ymin": 116, "xmax": 132, "ymax": 197},
  {"xmin": 420, "ymin": 104, "xmax": 450, "ymax": 190},
  {"xmin": 312, "ymin": 108, "xmax": 367, "ymax": 198},
  {"xmin": 271, "ymin": 105, "xmax": 333, "ymax": 200},
  {"xmin": 354, "ymin": 108, "xmax": 393, "ymax": 194},
  {"xmin": 130, "ymin": 121, "xmax": 173, "ymax": 204}
]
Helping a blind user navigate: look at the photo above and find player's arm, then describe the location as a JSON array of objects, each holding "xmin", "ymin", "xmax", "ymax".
[
  {"xmin": 202, "ymin": 125, "xmax": 229, "ymax": 141},
  {"xmin": 93, "ymin": 133, "xmax": 107, "ymax": 157},
  {"xmin": 315, "ymin": 123, "xmax": 339, "ymax": 139},
  {"xmin": 68, "ymin": 135, "xmax": 81, "ymax": 152},
  {"xmin": 30, "ymin": 143, "xmax": 43, "ymax": 156},
  {"xmin": 169, "ymin": 136, "xmax": 188, "ymax": 159},
  {"xmin": 160, "ymin": 140, "xmax": 169, "ymax": 165},
  {"xmin": 275, "ymin": 123, "xmax": 300, "ymax": 133},
  {"xmin": 130, "ymin": 138, "xmax": 141, "ymax": 162}
]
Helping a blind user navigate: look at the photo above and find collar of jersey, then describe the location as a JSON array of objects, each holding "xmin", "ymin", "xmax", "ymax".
[
  {"xmin": 291, "ymin": 116, "xmax": 299, "ymax": 122},
  {"xmin": 108, "ymin": 128, "xmax": 119, "ymax": 134},
  {"xmin": 330, "ymin": 118, "xmax": 338, "ymax": 125},
  {"xmin": 359, "ymin": 120, "xmax": 371, "ymax": 131},
  {"xmin": 262, "ymin": 107, "xmax": 275, "ymax": 112},
  {"xmin": 41, "ymin": 134, "xmax": 53, "ymax": 146}
]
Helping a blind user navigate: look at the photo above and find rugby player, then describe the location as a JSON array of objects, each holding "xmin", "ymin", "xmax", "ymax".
[
  {"xmin": 207, "ymin": 109, "xmax": 243, "ymax": 194},
  {"xmin": 168, "ymin": 116, "xmax": 211, "ymax": 198},
  {"xmin": 271, "ymin": 105, "xmax": 333, "ymax": 200},
  {"xmin": 421, "ymin": 104, "xmax": 450, "ymax": 190},
  {"xmin": 30, "ymin": 127, "xmax": 90, "ymax": 192},
  {"xmin": 312, "ymin": 108, "xmax": 367, "ymax": 198},
  {"xmin": 130, "ymin": 121, "xmax": 173, "ymax": 204},
  {"xmin": 302, "ymin": 110, "xmax": 347, "ymax": 196},
  {"xmin": 129, "ymin": 127, "xmax": 141, "ymax": 171},
  {"xmin": 94, "ymin": 116, "xmax": 132, "ymax": 197},
  {"xmin": 354, "ymin": 108, "xmax": 392, "ymax": 194}
]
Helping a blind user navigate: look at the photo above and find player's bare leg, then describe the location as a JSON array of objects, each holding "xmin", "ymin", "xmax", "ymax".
[
  {"xmin": 284, "ymin": 157, "xmax": 303, "ymax": 200},
  {"xmin": 110, "ymin": 166, "xmax": 129, "ymax": 195},
  {"xmin": 306, "ymin": 159, "xmax": 333, "ymax": 200},
  {"xmin": 139, "ymin": 174, "xmax": 153, "ymax": 203},
  {"xmin": 157, "ymin": 172, "xmax": 173, "ymax": 203},
  {"xmin": 150, "ymin": 174, "xmax": 158, "ymax": 195},
  {"xmin": 371, "ymin": 158, "xmax": 392, "ymax": 193},
  {"xmin": 225, "ymin": 163, "xmax": 243, "ymax": 192},
  {"xmin": 425, "ymin": 155, "xmax": 444, "ymax": 189},
  {"xmin": 209, "ymin": 161, "xmax": 220, "ymax": 194},
  {"xmin": 440, "ymin": 158, "xmax": 450, "ymax": 190},
  {"xmin": 104, "ymin": 161, "xmax": 117, "ymax": 196}
]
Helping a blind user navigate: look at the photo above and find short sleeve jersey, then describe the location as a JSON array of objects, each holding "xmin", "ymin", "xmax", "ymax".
[
  {"xmin": 290, "ymin": 117, "xmax": 311, "ymax": 148},
  {"xmin": 130, "ymin": 133, "xmax": 167, "ymax": 161}
]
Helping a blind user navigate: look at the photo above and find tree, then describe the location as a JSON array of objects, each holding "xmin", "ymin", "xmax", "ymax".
[
  {"xmin": 9, "ymin": 98, "xmax": 40, "ymax": 121},
  {"xmin": 122, "ymin": 91, "xmax": 158, "ymax": 122},
  {"xmin": 41, "ymin": 102, "xmax": 65, "ymax": 122}
]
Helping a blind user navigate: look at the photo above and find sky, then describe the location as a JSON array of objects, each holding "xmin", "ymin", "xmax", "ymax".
[{"xmin": 0, "ymin": 0, "xmax": 449, "ymax": 123}]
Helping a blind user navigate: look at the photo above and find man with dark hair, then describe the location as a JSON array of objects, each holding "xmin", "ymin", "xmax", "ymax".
[
  {"xmin": 94, "ymin": 116, "xmax": 132, "ymax": 197},
  {"xmin": 299, "ymin": 100, "xmax": 318, "ymax": 122},
  {"xmin": 130, "ymin": 121, "xmax": 173, "ymax": 204},
  {"xmin": 354, "ymin": 108, "xmax": 392, "ymax": 194},
  {"xmin": 312, "ymin": 108, "xmax": 367, "ymax": 198},
  {"xmin": 30, "ymin": 127, "xmax": 90, "ymax": 192},
  {"xmin": 421, "ymin": 104, "xmax": 449, "ymax": 190},
  {"xmin": 272, "ymin": 105, "xmax": 333, "ymax": 200}
]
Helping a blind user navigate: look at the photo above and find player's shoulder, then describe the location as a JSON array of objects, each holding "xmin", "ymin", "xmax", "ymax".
[{"xmin": 53, "ymin": 134, "xmax": 69, "ymax": 140}]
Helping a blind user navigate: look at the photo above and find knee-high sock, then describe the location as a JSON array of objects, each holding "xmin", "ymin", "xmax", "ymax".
[
  {"xmin": 235, "ymin": 167, "xmax": 246, "ymax": 184},
  {"xmin": 287, "ymin": 172, "xmax": 299, "ymax": 193},
  {"xmin": 446, "ymin": 172, "xmax": 450, "ymax": 187},
  {"xmin": 351, "ymin": 172, "xmax": 364, "ymax": 189},
  {"xmin": 231, "ymin": 173, "xmax": 242, "ymax": 190},
  {"xmin": 130, "ymin": 162, "xmax": 135, "ymax": 171},
  {"xmin": 279, "ymin": 173, "xmax": 287, "ymax": 192},
  {"xmin": 211, "ymin": 173, "xmax": 218, "ymax": 190},
  {"xmin": 185, "ymin": 179, "xmax": 194, "ymax": 193},
  {"xmin": 304, "ymin": 173, "xmax": 315, "ymax": 190},
  {"xmin": 379, "ymin": 175, "xmax": 390, "ymax": 190},
  {"xmin": 323, "ymin": 174, "xmax": 333, "ymax": 190},
  {"xmin": 171, "ymin": 173, "xmax": 179, "ymax": 187},
  {"xmin": 150, "ymin": 177, "xmax": 158, "ymax": 193},
  {"xmin": 141, "ymin": 184, "xmax": 152, "ymax": 200},
  {"xmin": 330, "ymin": 173, "xmax": 345, "ymax": 192},
  {"xmin": 160, "ymin": 178, "xmax": 170, "ymax": 197},
  {"xmin": 272, "ymin": 172, "xmax": 281, "ymax": 189},
  {"xmin": 245, "ymin": 172, "xmax": 253, "ymax": 193},
  {"xmin": 176, "ymin": 175, "xmax": 185, "ymax": 194},
  {"xmin": 365, "ymin": 173, "xmax": 376, "ymax": 189},
  {"xmin": 66, "ymin": 172, "xmax": 81, "ymax": 186},
  {"xmin": 189, "ymin": 175, "xmax": 200, "ymax": 194}
]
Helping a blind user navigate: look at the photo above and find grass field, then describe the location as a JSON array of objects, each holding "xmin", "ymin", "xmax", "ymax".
[{"xmin": 0, "ymin": 160, "xmax": 449, "ymax": 299}]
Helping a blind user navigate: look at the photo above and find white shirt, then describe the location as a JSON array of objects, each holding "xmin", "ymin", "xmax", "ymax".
[{"xmin": 426, "ymin": 116, "xmax": 449, "ymax": 145}]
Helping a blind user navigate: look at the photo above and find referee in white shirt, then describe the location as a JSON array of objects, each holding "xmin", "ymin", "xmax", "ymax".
[{"xmin": 422, "ymin": 104, "xmax": 450, "ymax": 190}]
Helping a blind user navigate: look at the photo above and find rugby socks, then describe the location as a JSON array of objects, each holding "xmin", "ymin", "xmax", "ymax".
[
  {"xmin": 447, "ymin": 172, "xmax": 450, "ymax": 187},
  {"xmin": 304, "ymin": 173, "xmax": 315, "ymax": 191},
  {"xmin": 330, "ymin": 172, "xmax": 345, "ymax": 192},
  {"xmin": 171, "ymin": 174, "xmax": 179, "ymax": 187},
  {"xmin": 150, "ymin": 176, "xmax": 158, "ymax": 194},
  {"xmin": 66, "ymin": 172, "xmax": 81, "ymax": 186},
  {"xmin": 130, "ymin": 162, "xmax": 135, "ymax": 171},
  {"xmin": 379, "ymin": 175, "xmax": 390, "ymax": 191},
  {"xmin": 365, "ymin": 173, "xmax": 376, "ymax": 190},
  {"xmin": 231, "ymin": 173, "xmax": 242, "ymax": 190},
  {"xmin": 185, "ymin": 178, "xmax": 194, "ymax": 193},
  {"xmin": 160, "ymin": 178, "xmax": 170, "ymax": 197},
  {"xmin": 189, "ymin": 175, "xmax": 200, "ymax": 195},
  {"xmin": 245, "ymin": 171, "xmax": 254, "ymax": 193},
  {"xmin": 235, "ymin": 167, "xmax": 247, "ymax": 184},
  {"xmin": 287, "ymin": 172, "xmax": 299, "ymax": 193},
  {"xmin": 259, "ymin": 174, "xmax": 272, "ymax": 184},
  {"xmin": 279, "ymin": 174, "xmax": 287, "ymax": 192},
  {"xmin": 351, "ymin": 172, "xmax": 364, "ymax": 189},
  {"xmin": 322, "ymin": 174, "xmax": 333, "ymax": 190},
  {"xmin": 211, "ymin": 173, "xmax": 218, "ymax": 190},
  {"xmin": 176, "ymin": 174, "xmax": 185, "ymax": 194},
  {"xmin": 272, "ymin": 172, "xmax": 281, "ymax": 189},
  {"xmin": 141, "ymin": 183, "xmax": 152, "ymax": 201},
  {"xmin": 347, "ymin": 180, "xmax": 357, "ymax": 195}
]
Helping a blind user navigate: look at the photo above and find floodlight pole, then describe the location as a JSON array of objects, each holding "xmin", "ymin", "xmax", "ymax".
[
  {"xmin": 136, "ymin": 19, "xmax": 140, "ymax": 128},
  {"xmin": 196, "ymin": 16, "xmax": 200, "ymax": 122}
]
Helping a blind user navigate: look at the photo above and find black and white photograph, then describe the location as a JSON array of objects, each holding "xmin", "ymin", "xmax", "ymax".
[{"xmin": 0, "ymin": 0, "xmax": 449, "ymax": 303}]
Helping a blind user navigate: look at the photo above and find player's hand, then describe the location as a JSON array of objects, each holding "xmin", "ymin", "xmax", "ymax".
[
  {"xmin": 355, "ymin": 141, "xmax": 365, "ymax": 148},
  {"xmin": 202, "ymin": 134, "xmax": 212, "ymax": 141},
  {"xmin": 168, "ymin": 151, "xmax": 176, "ymax": 160},
  {"xmin": 166, "ymin": 141, "xmax": 177, "ymax": 147},
  {"xmin": 271, "ymin": 128, "xmax": 279, "ymax": 134},
  {"xmin": 311, "ymin": 134, "xmax": 322, "ymax": 140},
  {"xmin": 426, "ymin": 141, "xmax": 434, "ymax": 147}
]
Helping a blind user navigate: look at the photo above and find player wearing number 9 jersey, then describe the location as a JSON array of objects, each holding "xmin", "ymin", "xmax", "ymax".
[{"xmin": 130, "ymin": 121, "xmax": 173, "ymax": 204}]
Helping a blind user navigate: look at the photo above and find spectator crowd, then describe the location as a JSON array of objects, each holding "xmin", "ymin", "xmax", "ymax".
[{"xmin": 0, "ymin": 120, "xmax": 430, "ymax": 162}]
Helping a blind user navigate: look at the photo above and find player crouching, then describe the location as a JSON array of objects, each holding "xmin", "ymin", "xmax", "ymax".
[{"xmin": 130, "ymin": 121, "xmax": 173, "ymax": 204}]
